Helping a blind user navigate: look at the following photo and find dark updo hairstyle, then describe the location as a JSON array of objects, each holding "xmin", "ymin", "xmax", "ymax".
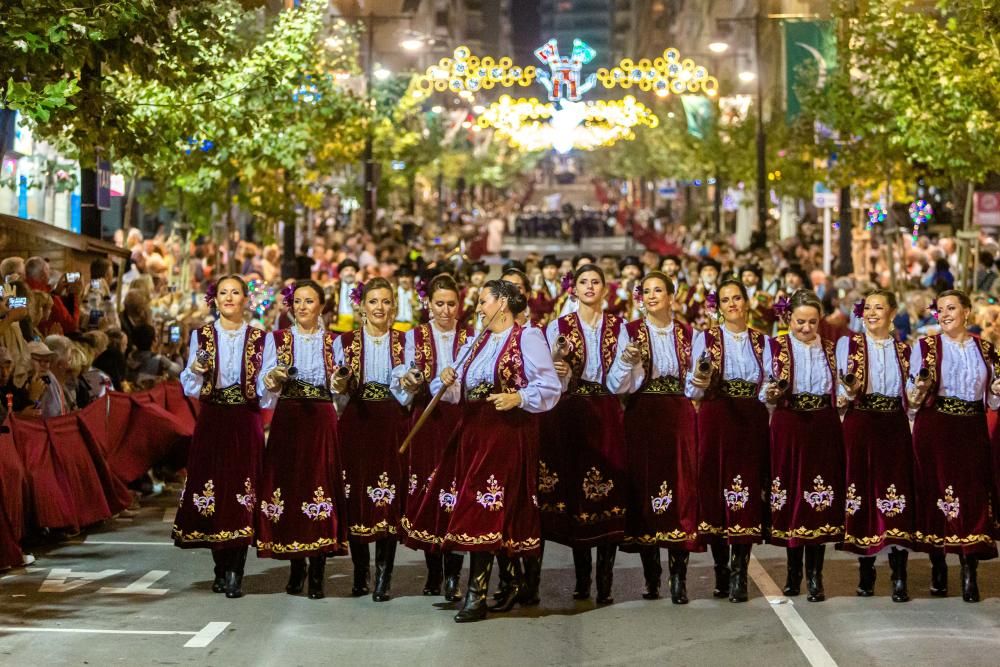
[
  {"xmin": 864, "ymin": 288, "xmax": 898, "ymax": 311},
  {"xmin": 215, "ymin": 274, "xmax": 249, "ymax": 296},
  {"xmin": 293, "ymin": 279, "xmax": 326, "ymax": 305},
  {"xmin": 936, "ymin": 289, "xmax": 971, "ymax": 310},
  {"xmin": 717, "ymin": 278, "xmax": 749, "ymax": 301},
  {"xmin": 485, "ymin": 279, "xmax": 528, "ymax": 315},
  {"xmin": 500, "ymin": 267, "xmax": 530, "ymax": 291},
  {"xmin": 428, "ymin": 273, "xmax": 460, "ymax": 299},
  {"xmin": 362, "ymin": 277, "xmax": 395, "ymax": 303},
  {"xmin": 789, "ymin": 289, "xmax": 823, "ymax": 315},
  {"xmin": 573, "ymin": 263, "xmax": 606, "ymax": 285},
  {"xmin": 640, "ymin": 270, "xmax": 675, "ymax": 295}
]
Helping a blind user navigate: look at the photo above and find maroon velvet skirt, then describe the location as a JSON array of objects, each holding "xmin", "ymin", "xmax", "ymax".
[
  {"xmin": 697, "ymin": 395, "xmax": 770, "ymax": 545},
  {"xmin": 622, "ymin": 392, "xmax": 700, "ymax": 552},
  {"xmin": 338, "ymin": 394, "xmax": 408, "ymax": 544},
  {"xmin": 436, "ymin": 401, "xmax": 541, "ymax": 557},
  {"xmin": 172, "ymin": 402, "xmax": 264, "ymax": 550},
  {"xmin": 400, "ymin": 399, "xmax": 462, "ymax": 553},
  {"xmin": 539, "ymin": 391, "xmax": 626, "ymax": 547},
  {"xmin": 913, "ymin": 405, "xmax": 997, "ymax": 558},
  {"xmin": 839, "ymin": 405, "xmax": 916, "ymax": 555},
  {"xmin": 768, "ymin": 404, "xmax": 845, "ymax": 547},
  {"xmin": 256, "ymin": 398, "xmax": 348, "ymax": 559}
]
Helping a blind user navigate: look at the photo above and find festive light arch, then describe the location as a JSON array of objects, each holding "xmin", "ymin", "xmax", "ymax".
[{"xmin": 410, "ymin": 38, "xmax": 716, "ymax": 153}]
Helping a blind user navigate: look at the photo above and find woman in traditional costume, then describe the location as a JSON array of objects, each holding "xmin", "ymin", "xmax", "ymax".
[
  {"xmin": 332, "ymin": 277, "xmax": 412, "ymax": 601},
  {"xmin": 836, "ymin": 289, "xmax": 915, "ymax": 602},
  {"xmin": 760, "ymin": 290, "xmax": 844, "ymax": 603},
  {"xmin": 256, "ymin": 280, "xmax": 347, "ymax": 600},
  {"xmin": 909, "ymin": 289, "xmax": 999, "ymax": 602},
  {"xmin": 687, "ymin": 279, "xmax": 770, "ymax": 603},
  {"xmin": 174, "ymin": 275, "xmax": 265, "ymax": 599},
  {"xmin": 607, "ymin": 271, "xmax": 700, "ymax": 604}
]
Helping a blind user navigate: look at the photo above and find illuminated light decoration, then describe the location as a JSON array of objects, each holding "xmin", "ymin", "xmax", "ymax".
[
  {"xmin": 596, "ymin": 48, "xmax": 718, "ymax": 98},
  {"xmin": 533, "ymin": 38, "xmax": 597, "ymax": 102},
  {"xmin": 476, "ymin": 95, "xmax": 658, "ymax": 153},
  {"xmin": 866, "ymin": 202, "xmax": 888, "ymax": 231},
  {"xmin": 412, "ymin": 45, "xmax": 537, "ymax": 95},
  {"xmin": 909, "ymin": 199, "xmax": 933, "ymax": 245}
]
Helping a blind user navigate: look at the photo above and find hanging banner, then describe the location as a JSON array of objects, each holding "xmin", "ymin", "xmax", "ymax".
[
  {"xmin": 783, "ymin": 20, "xmax": 836, "ymax": 121},
  {"xmin": 681, "ymin": 95, "xmax": 713, "ymax": 139}
]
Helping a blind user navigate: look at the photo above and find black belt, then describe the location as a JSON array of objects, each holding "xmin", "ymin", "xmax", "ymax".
[
  {"xmin": 855, "ymin": 393, "xmax": 902, "ymax": 412},
  {"xmin": 359, "ymin": 382, "xmax": 391, "ymax": 401},
  {"xmin": 790, "ymin": 393, "xmax": 829, "ymax": 411},
  {"xmin": 281, "ymin": 379, "xmax": 332, "ymax": 401},
  {"xmin": 208, "ymin": 384, "xmax": 248, "ymax": 406},
  {"xmin": 642, "ymin": 375, "xmax": 683, "ymax": 395},
  {"xmin": 720, "ymin": 379, "xmax": 757, "ymax": 399},
  {"xmin": 936, "ymin": 396, "xmax": 984, "ymax": 416},
  {"xmin": 570, "ymin": 379, "xmax": 609, "ymax": 396},
  {"xmin": 467, "ymin": 382, "xmax": 494, "ymax": 402}
]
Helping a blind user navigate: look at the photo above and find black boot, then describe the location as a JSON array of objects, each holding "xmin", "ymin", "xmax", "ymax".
[
  {"xmin": 805, "ymin": 545, "xmax": 826, "ymax": 602},
  {"xmin": 349, "ymin": 539, "xmax": 370, "ymax": 597},
  {"xmin": 595, "ymin": 544, "xmax": 617, "ymax": 604},
  {"xmin": 729, "ymin": 544, "xmax": 751, "ymax": 603},
  {"xmin": 887, "ymin": 548, "xmax": 909, "ymax": 603},
  {"xmin": 493, "ymin": 553, "xmax": 513, "ymax": 601},
  {"xmin": 668, "ymin": 549, "xmax": 689, "ymax": 605},
  {"xmin": 307, "ymin": 555, "xmax": 326, "ymax": 600},
  {"xmin": 455, "ymin": 552, "xmax": 494, "ymax": 623},
  {"xmin": 929, "ymin": 550, "xmax": 948, "ymax": 597},
  {"xmin": 286, "ymin": 558, "xmax": 307, "ymax": 595},
  {"xmin": 518, "ymin": 554, "xmax": 542, "ymax": 606},
  {"xmin": 489, "ymin": 556, "xmax": 522, "ymax": 612},
  {"xmin": 710, "ymin": 542, "xmax": 731, "ymax": 598},
  {"xmin": 639, "ymin": 546, "xmax": 662, "ymax": 600},
  {"xmin": 224, "ymin": 547, "xmax": 248, "ymax": 599},
  {"xmin": 423, "ymin": 552, "xmax": 444, "ymax": 596},
  {"xmin": 783, "ymin": 546, "xmax": 804, "ymax": 596},
  {"xmin": 211, "ymin": 549, "xmax": 226, "ymax": 594},
  {"xmin": 572, "ymin": 547, "xmax": 593, "ymax": 600},
  {"xmin": 443, "ymin": 552, "xmax": 464, "ymax": 602},
  {"xmin": 856, "ymin": 556, "xmax": 876, "ymax": 597},
  {"xmin": 960, "ymin": 554, "xmax": 980, "ymax": 603},
  {"xmin": 372, "ymin": 538, "xmax": 397, "ymax": 602}
]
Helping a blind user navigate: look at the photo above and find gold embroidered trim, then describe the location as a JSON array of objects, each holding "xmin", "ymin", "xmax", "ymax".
[
  {"xmin": 360, "ymin": 382, "xmax": 391, "ymax": 401},
  {"xmin": 642, "ymin": 375, "xmax": 683, "ymax": 395},
  {"xmin": 257, "ymin": 537, "xmax": 346, "ymax": 554},
  {"xmin": 841, "ymin": 528, "xmax": 913, "ymax": 548},
  {"xmin": 467, "ymin": 382, "xmax": 494, "ymax": 401},
  {"xmin": 171, "ymin": 525, "xmax": 254, "ymax": 544},
  {"xmin": 697, "ymin": 521, "xmax": 763, "ymax": 538},
  {"xmin": 348, "ymin": 521, "xmax": 397, "ymax": 537},
  {"xmin": 570, "ymin": 379, "xmax": 609, "ymax": 396},
  {"xmin": 936, "ymin": 396, "xmax": 984, "ymax": 416},
  {"xmin": 572, "ymin": 507, "xmax": 626, "ymax": 525},
  {"xmin": 855, "ymin": 393, "xmax": 903, "ymax": 412},
  {"xmin": 208, "ymin": 384, "xmax": 247, "ymax": 406},
  {"xmin": 281, "ymin": 379, "xmax": 332, "ymax": 401},
  {"xmin": 913, "ymin": 530, "xmax": 995, "ymax": 548},
  {"xmin": 623, "ymin": 529, "xmax": 698, "ymax": 545},
  {"xmin": 790, "ymin": 393, "xmax": 829, "ymax": 411},
  {"xmin": 769, "ymin": 524, "xmax": 844, "ymax": 540},
  {"xmin": 720, "ymin": 379, "xmax": 757, "ymax": 398},
  {"xmin": 444, "ymin": 529, "xmax": 542, "ymax": 552}
]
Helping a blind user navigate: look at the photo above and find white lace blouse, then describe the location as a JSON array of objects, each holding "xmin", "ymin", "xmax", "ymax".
[
  {"xmin": 181, "ymin": 320, "xmax": 256, "ymax": 398},
  {"xmin": 257, "ymin": 326, "xmax": 330, "ymax": 410},
  {"xmin": 607, "ymin": 320, "xmax": 681, "ymax": 395}
]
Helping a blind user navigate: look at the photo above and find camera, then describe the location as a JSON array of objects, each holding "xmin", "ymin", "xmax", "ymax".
[
  {"xmin": 7, "ymin": 296, "xmax": 27, "ymax": 309},
  {"xmin": 169, "ymin": 325, "xmax": 181, "ymax": 344},
  {"xmin": 66, "ymin": 272, "xmax": 81, "ymax": 283}
]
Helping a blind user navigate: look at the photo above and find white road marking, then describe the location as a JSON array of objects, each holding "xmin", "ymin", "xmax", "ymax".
[
  {"xmin": 39, "ymin": 568, "xmax": 124, "ymax": 593},
  {"xmin": 99, "ymin": 570, "xmax": 170, "ymax": 596},
  {"xmin": 748, "ymin": 554, "xmax": 838, "ymax": 667},
  {"xmin": 162, "ymin": 508, "xmax": 177, "ymax": 523},
  {"xmin": 0, "ymin": 622, "xmax": 230, "ymax": 648},
  {"xmin": 77, "ymin": 540, "xmax": 172, "ymax": 546}
]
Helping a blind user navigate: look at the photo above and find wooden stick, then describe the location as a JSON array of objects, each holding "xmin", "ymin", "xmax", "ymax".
[{"xmin": 398, "ymin": 310, "xmax": 499, "ymax": 454}]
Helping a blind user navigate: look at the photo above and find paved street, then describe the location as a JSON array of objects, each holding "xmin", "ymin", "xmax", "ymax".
[{"xmin": 2, "ymin": 490, "xmax": 1000, "ymax": 666}]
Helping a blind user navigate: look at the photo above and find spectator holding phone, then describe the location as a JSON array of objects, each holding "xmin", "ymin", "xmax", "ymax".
[
  {"xmin": 25, "ymin": 257, "xmax": 80, "ymax": 336},
  {"xmin": 0, "ymin": 286, "xmax": 31, "ymax": 387},
  {"xmin": 27, "ymin": 340, "xmax": 67, "ymax": 417},
  {"xmin": 125, "ymin": 323, "xmax": 182, "ymax": 388}
]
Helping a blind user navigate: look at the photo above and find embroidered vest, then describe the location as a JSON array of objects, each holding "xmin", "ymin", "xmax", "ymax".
[
  {"xmin": 341, "ymin": 328, "xmax": 405, "ymax": 395},
  {"xmin": 272, "ymin": 328, "xmax": 337, "ymax": 383},
  {"xmin": 769, "ymin": 334, "xmax": 837, "ymax": 409},
  {"xmin": 557, "ymin": 312, "xmax": 621, "ymax": 390},
  {"xmin": 702, "ymin": 326, "xmax": 766, "ymax": 400},
  {"xmin": 625, "ymin": 319, "xmax": 691, "ymax": 391},
  {"xmin": 413, "ymin": 324, "xmax": 469, "ymax": 395},
  {"xmin": 917, "ymin": 334, "xmax": 996, "ymax": 409},
  {"xmin": 845, "ymin": 333, "xmax": 910, "ymax": 406},
  {"xmin": 196, "ymin": 323, "xmax": 264, "ymax": 403},
  {"xmin": 461, "ymin": 324, "xmax": 530, "ymax": 395}
]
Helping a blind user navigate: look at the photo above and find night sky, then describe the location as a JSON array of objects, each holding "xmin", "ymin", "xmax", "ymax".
[{"xmin": 511, "ymin": 0, "xmax": 541, "ymax": 64}]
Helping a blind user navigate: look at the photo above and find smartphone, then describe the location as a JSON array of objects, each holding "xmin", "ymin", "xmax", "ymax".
[
  {"xmin": 7, "ymin": 296, "xmax": 27, "ymax": 309},
  {"xmin": 90, "ymin": 279, "xmax": 102, "ymax": 291},
  {"xmin": 169, "ymin": 325, "xmax": 181, "ymax": 343},
  {"xmin": 66, "ymin": 272, "xmax": 81, "ymax": 283},
  {"xmin": 88, "ymin": 309, "xmax": 103, "ymax": 328}
]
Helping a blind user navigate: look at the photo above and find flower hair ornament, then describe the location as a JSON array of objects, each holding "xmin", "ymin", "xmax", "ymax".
[
  {"xmin": 561, "ymin": 271, "xmax": 575, "ymax": 294},
  {"xmin": 416, "ymin": 278, "xmax": 428, "ymax": 308},
  {"xmin": 852, "ymin": 299, "xmax": 866, "ymax": 319},
  {"xmin": 772, "ymin": 295, "xmax": 791, "ymax": 323},
  {"xmin": 281, "ymin": 282, "xmax": 297, "ymax": 309},
  {"xmin": 349, "ymin": 281, "xmax": 365, "ymax": 308},
  {"xmin": 705, "ymin": 290, "xmax": 719, "ymax": 313},
  {"xmin": 204, "ymin": 282, "xmax": 218, "ymax": 307},
  {"xmin": 928, "ymin": 298, "xmax": 939, "ymax": 322}
]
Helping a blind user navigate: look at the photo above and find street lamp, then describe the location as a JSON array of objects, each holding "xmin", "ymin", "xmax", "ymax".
[
  {"xmin": 738, "ymin": 70, "xmax": 757, "ymax": 82},
  {"xmin": 373, "ymin": 66, "xmax": 392, "ymax": 81},
  {"xmin": 401, "ymin": 37, "xmax": 424, "ymax": 51},
  {"xmin": 708, "ymin": 41, "xmax": 730, "ymax": 54}
]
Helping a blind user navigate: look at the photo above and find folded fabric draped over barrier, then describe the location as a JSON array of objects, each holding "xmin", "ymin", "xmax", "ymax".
[{"xmin": 0, "ymin": 381, "xmax": 199, "ymax": 569}]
